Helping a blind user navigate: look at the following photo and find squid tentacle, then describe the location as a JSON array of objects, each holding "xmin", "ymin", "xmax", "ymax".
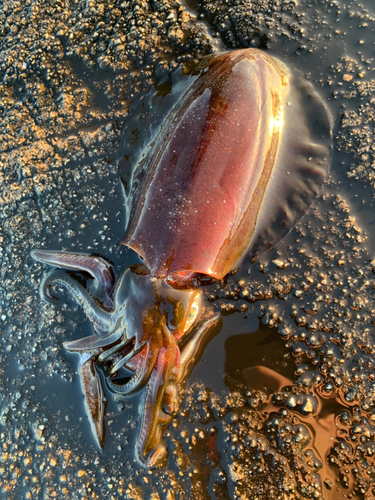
[
  {"xmin": 31, "ymin": 249, "xmax": 115, "ymax": 309},
  {"xmin": 40, "ymin": 269, "xmax": 112, "ymax": 334}
]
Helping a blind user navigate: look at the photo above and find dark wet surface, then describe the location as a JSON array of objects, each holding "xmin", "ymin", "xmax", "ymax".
[{"xmin": 1, "ymin": 0, "xmax": 375, "ymax": 498}]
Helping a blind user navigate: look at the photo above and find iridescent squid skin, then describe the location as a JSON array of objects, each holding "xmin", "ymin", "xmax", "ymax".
[{"xmin": 32, "ymin": 49, "xmax": 332, "ymax": 468}]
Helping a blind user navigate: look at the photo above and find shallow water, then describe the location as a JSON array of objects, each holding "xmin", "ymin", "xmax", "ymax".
[{"xmin": 1, "ymin": 0, "xmax": 375, "ymax": 498}]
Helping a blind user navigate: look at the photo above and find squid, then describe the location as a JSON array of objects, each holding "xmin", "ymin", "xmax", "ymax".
[{"xmin": 32, "ymin": 48, "xmax": 332, "ymax": 468}]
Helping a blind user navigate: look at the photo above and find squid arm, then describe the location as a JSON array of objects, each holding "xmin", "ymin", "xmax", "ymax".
[
  {"xmin": 79, "ymin": 352, "xmax": 107, "ymax": 449},
  {"xmin": 31, "ymin": 250, "xmax": 115, "ymax": 309},
  {"xmin": 135, "ymin": 315, "xmax": 221, "ymax": 468}
]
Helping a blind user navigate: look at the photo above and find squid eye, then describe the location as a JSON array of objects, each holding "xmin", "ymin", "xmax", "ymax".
[{"xmin": 184, "ymin": 294, "xmax": 200, "ymax": 332}]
